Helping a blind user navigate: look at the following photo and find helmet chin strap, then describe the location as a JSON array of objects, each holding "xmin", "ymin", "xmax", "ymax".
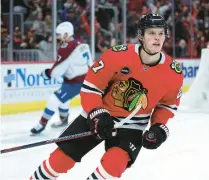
[{"xmin": 142, "ymin": 44, "xmax": 159, "ymax": 56}]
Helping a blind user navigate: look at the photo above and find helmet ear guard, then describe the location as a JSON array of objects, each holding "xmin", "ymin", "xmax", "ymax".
[{"xmin": 137, "ymin": 13, "xmax": 169, "ymax": 38}]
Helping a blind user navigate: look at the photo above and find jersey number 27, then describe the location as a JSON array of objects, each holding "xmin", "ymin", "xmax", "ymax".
[{"xmin": 92, "ymin": 60, "xmax": 104, "ymax": 73}]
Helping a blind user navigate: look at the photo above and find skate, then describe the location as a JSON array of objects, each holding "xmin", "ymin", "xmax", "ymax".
[
  {"xmin": 51, "ymin": 119, "xmax": 68, "ymax": 128},
  {"xmin": 30, "ymin": 122, "xmax": 46, "ymax": 135}
]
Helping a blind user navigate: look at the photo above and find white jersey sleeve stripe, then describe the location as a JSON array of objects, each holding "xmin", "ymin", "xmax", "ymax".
[
  {"xmin": 81, "ymin": 87, "xmax": 103, "ymax": 96},
  {"xmin": 157, "ymin": 104, "xmax": 178, "ymax": 113},
  {"xmin": 83, "ymin": 80, "xmax": 104, "ymax": 94}
]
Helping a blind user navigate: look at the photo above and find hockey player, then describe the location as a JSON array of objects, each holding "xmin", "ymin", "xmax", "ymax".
[
  {"xmin": 30, "ymin": 21, "xmax": 93, "ymax": 134},
  {"xmin": 30, "ymin": 14, "xmax": 184, "ymax": 179}
]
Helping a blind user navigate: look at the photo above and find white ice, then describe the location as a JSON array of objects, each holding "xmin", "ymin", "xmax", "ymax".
[{"xmin": 0, "ymin": 107, "xmax": 209, "ymax": 180}]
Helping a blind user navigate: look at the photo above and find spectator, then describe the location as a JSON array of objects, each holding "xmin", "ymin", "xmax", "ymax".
[
  {"xmin": 128, "ymin": 0, "xmax": 144, "ymax": 13},
  {"xmin": 36, "ymin": 36, "xmax": 53, "ymax": 59},
  {"xmin": 174, "ymin": 13, "xmax": 188, "ymax": 42},
  {"xmin": 14, "ymin": 26, "xmax": 22, "ymax": 37},
  {"xmin": 147, "ymin": 0, "xmax": 172, "ymax": 16},
  {"xmin": 140, "ymin": 4, "xmax": 151, "ymax": 15},
  {"xmin": 27, "ymin": 28, "xmax": 36, "ymax": 49},
  {"xmin": 20, "ymin": 35, "xmax": 29, "ymax": 49},
  {"xmin": 197, "ymin": 36, "xmax": 207, "ymax": 57},
  {"xmin": 1, "ymin": 20, "xmax": 9, "ymax": 48},
  {"xmin": 126, "ymin": 9, "xmax": 140, "ymax": 43},
  {"xmin": 95, "ymin": 7, "xmax": 111, "ymax": 30},
  {"xmin": 1, "ymin": 0, "xmax": 208, "ymax": 60},
  {"xmin": 176, "ymin": 39, "xmax": 188, "ymax": 57},
  {"xmin": 44, "ymin": 14, "xmax": 52, "ymax": 35},
  {"xmin": 25, "ymin": 0, "xmax": 42, "ymax": 27},
  {"xmin": 13, "ymin": 26, "xmax": 22, "ymax": 49},
  {"xmin": 32, "ymin": 13, "xmax": 48, "ymax": 43},
  {"xmin": 59, "ymin": 1, "xmax": 79, "ymax": 25},
  {"xmin": 80, "ymin": 10, "xmax": 100, "ymax": 37},
  {"xmin": 96, "ymin": 32, "xmax": 110, "ymax": 53},
  {"xmin": 163, "ymin": 38, "xmax": 173, "ymax": 56}
]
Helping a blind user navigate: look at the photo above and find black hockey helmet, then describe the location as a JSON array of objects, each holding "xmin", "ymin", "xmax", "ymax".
[{"xmin": 137, "ymin": 13, "xmax": 169, "ymax": 38}]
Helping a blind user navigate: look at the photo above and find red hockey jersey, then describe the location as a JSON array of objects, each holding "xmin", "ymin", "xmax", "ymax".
[{"xmin": 80, "ymin": 44, "xmax": 184, "ymax": 130}]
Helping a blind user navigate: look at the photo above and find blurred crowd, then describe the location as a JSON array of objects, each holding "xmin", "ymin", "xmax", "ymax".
[{"xmin": 1, "ymin": 0, "xmax": 209, "ymax": 59}]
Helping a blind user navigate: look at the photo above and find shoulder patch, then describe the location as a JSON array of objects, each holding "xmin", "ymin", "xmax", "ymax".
[
  {"xmin": 112, "ymin": 44, "xmax": 128, "ymax": 52},
  {"xmin": 170, "ymin": 60, "xmax": 182, "ymax": 74}
]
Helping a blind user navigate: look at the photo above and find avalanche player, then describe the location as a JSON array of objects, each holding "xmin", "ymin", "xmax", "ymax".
[
  {"xmin": 30, "ymin": 22, "xmax": 93, "ymax": 134},
  {"xmin": 30, "ymin": 14, "xmax": 183, "ymax": 179}
]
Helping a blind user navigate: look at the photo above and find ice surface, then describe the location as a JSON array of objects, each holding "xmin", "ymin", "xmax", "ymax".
[{"xmin": 1, "ymin": 107, "xmax": 209, "ymax": 180}]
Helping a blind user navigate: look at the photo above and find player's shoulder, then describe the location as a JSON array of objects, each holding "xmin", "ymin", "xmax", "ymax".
[
  {"xmin": 111, "ymin": 44, "xmax": 136, "ymax": 53},
  {"xmin": 99, "ymin": 44, "xmax": 135, "ymax": 68},
  {"xmin": 58, "ymin": 40, "xmax": 81, "ymax": 59},
  {"xmin": 102, "ymin": 44, "xmax": 136, "ymax": 59},
  {"xmin": 162, "ymin": 52, "xmax": 184, "ymax": 82}
]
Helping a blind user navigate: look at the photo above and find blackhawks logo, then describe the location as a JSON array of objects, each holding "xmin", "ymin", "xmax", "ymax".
[
  {"xmin": 112, "ymin": 44, "xmax": 128, "ymax": 52},
  {"xmin": 170, "ymin": 60, "xmax": 182, "ymax": 74},
  {"xmin": 111, "ymin": 77, "xmax": 148, "ymax": 111}
]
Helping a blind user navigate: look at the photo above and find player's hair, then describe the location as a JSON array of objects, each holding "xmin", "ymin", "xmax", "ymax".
[{"xmin": 137, "ymin": 13, "xmax": 169, "ymax": 38}]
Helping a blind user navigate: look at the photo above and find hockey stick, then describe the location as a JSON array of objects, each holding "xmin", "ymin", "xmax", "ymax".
[
  {"xmin": 114, "ymin": 104, "xmax": 142, "ymax": 128},
  {"xmin": 0, "ymin": 104, "xmax": 142, "ymax": 154},
  {"xmin": 0, "ymin": 131, "xmax": 93, "ymax": 154}
]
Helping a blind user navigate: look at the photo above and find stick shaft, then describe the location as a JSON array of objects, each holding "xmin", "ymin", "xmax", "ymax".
[
  {"xmin": 0, "ymin": 131, "xmax": 92, "ymax": 154},
  {"xmin": 1, "ymin": 104, "xmax": 142, "ymax": 154}
]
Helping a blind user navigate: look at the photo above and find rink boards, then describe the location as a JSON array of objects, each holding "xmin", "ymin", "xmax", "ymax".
[
  {"xmin": 177, "ymin": 59, "xmax": 200, "ymax": 92},
  {"xmin": 1, "ymin": 62, "xmax": 81, "ymax": 115},
  {"xmin": 1, "ymin": 59, "xmax": 200, "ymax": 115}
]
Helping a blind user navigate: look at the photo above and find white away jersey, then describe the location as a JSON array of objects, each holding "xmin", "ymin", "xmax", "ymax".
[{"xmin": 49, "ymin": 40, "xmax": 93, "ymax": 81}]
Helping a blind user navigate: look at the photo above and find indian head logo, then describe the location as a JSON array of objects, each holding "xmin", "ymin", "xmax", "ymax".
[
  {"xmin": 170, "ymin": 60, "xmax": 182, "ymax": 74},
  {"xmin": 111, "ymin": 77, "xmax": 148, "ymax": 111},
  {"xmin": 112, "ymin": 44, "xmax": 128, "ymax": 52}
]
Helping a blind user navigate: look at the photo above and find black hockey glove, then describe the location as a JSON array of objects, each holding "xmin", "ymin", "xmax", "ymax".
[
  {"xmin": 41, "ymin": 69, "xmax": 51, "ymax": 80},
  {"xmin": 142, "ymin": 123, "xmax": 169, "ymax": 149},
  {"xmin": 87, "ymin": 108, "xmax": 116, "ymax": 140}
]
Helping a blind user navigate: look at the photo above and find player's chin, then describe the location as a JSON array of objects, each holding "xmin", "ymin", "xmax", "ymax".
[{"xmin": 151, "ymin": 45, "xmax": 162, "ymax": 52}]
